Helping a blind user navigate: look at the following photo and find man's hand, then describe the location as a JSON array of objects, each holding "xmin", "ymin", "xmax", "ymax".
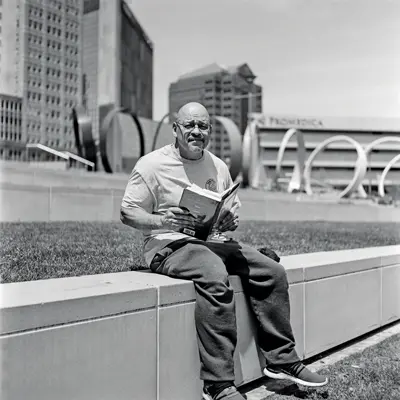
[
  {"xmin": 216, "ymin": 209, "xmax": 239, "ymax": 232},
  {"xmin": 160, "ymin": 207, "xmax": 199, "ymax": 232}
]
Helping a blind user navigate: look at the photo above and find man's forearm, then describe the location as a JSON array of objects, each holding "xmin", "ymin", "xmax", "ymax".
[{"xmin": 120, "ymin": 206, "xmax": 163, "ymax": 232}]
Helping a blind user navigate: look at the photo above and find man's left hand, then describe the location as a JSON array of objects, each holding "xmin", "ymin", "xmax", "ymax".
[{"xmin": 217, "ymin": 210, "xmax": 239, "ymax": 232}]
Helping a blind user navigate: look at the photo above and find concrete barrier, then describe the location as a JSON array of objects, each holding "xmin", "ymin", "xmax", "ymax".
[{"xmin": 1, "ymin": 245, "xmax": 399, "ymax": 400}]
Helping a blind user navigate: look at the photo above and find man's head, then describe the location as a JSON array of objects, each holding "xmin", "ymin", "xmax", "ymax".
[{"xmin": 173, "ymin": 102, "xmax": 211, "ymax": 160}]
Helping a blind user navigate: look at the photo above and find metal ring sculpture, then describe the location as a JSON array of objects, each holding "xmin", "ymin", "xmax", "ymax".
[
  {"xmin": 378, "ymin": 153, "xmax": 400, "ymax": 198},
  {"xmin": 241, "ymin": 120, "xmax": 260, "ymax": 187},
  {"xmin": 303, "ymin": 135, "xmax": 368, "ymax": 198},
  {"xmin": 99, "ymin": 107, "xmax": 145, "ymax": 173},
  {"xmin": 275, "ymin": 128, "xmax": 306, "ymax": 193},
  {"xmin": 151, "ymin": 112, "xmax": 178, "ymax": 152},
  {"xmin": 212, "ymin": 116, "xmax": 243, "ymax": 182},
  {"xmin": 72, "ymin": 106, "xmax": 97, "ymax": 169},
  {"xmin": 357, "ymin": 137, "xmax": 400, "ymax": 198}
]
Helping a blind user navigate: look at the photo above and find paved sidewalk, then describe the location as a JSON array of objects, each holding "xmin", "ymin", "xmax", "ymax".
[{"xmin": 242, "ymin": 321, "xmax": 400, "ymax": 400}]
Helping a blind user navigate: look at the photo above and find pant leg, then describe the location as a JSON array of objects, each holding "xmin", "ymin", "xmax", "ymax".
[
  {"xmin": 150, "ymin": 241, "xmax": 237, "ymax": 382},
  {"xmin": 205, "ymin": 240, "xmax": 300, "ymax": 366}
]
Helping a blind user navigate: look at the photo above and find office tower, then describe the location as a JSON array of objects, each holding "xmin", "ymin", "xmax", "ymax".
[
  {"xmin": 82, "ymin": 0, "xmax": 153, "ymax": 144},
  {"xmin": 169, "ymin": 63, "xmax": 262, "ymax": 161},
  {"xmin": 0, "ymin": 0, "xmax": 83, "ymax": 161}
]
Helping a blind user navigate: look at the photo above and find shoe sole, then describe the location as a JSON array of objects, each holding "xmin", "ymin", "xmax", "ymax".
[
  {"xmin": 202, "ymin": 390, "xmax": 245, "ymax": 400},
  {"xmin": 263, "ymin": 367, "xmax": 329, "ymax": 387}
]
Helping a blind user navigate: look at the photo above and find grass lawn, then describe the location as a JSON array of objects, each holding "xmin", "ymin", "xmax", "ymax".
[
  {"xmin": 0, "ymin": 221, "xmax": 399, "ymax": 284},
  {"xmin": 264, "ymin": 332, "xmax": 400, "ymax": 400}
]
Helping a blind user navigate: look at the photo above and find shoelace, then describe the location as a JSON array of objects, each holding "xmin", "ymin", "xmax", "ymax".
[{"xmin": 285, "ymin": 361, "xmax": 306, "ymax": 376}]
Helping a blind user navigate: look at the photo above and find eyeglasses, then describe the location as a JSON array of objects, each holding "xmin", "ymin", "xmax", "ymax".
[{"xmin": 176, "ymin": 121, "xmax": 210, "ymax": 133}]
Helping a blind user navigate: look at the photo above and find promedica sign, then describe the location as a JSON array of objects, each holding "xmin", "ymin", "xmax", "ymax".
[{"xmin": 266, "ymin": 116, "xmax": 324, "ymax": 129}]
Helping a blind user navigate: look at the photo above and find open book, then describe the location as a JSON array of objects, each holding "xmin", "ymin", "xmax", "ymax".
[{"xmin": 178, "ymin": 181, "xmax": 240, "ymax": 241}]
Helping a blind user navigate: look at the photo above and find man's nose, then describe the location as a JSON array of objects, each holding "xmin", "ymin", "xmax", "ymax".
[{"xmin": 192, "ymin": 126, "xmax": 202, "ymax": 136}]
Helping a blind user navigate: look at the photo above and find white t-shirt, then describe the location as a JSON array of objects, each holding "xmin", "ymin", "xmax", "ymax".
[{"xmin": 121, "ymin": 144, "xmax": 241, "ymax": 266}]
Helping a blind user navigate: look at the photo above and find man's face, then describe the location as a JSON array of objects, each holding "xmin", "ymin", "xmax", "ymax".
[{"xmin": 175, "ymin": 104, "xmax": 211, "ymax": 157}]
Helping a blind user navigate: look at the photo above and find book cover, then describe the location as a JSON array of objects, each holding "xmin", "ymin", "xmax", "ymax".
[{"xmin": 179, "ymin": 182, "xmax": 240, "ymax": 241}]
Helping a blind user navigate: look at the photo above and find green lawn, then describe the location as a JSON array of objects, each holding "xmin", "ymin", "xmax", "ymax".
[
  {"xmin": 264, "ymin": 332, "xmax": 400, "ymax": 400},
  {"xmin": 0, "ymin": 221, "xmax": 399, "ymax": 284}
]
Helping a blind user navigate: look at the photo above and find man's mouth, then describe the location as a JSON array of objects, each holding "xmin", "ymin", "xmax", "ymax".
[{"xmin": 188, "ymin": 138, "xmax": 204, "ymax": 144}]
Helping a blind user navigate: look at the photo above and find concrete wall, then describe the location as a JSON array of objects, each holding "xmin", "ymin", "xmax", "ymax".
[
  {"xmin": 2, "ymin": 180, "xmax": 400, "ymax": 222},
  {"xmin": 1, "ymin": 245, "xmax": 399, "ymax": 400}
]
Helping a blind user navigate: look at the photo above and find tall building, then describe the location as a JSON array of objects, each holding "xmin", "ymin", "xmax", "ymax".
[
  {"xmin": 82, "ymin": 0, "xmax": 153, "ymax": 144},
  {"xmin": 169, "ymin": 63, "xmax": 262, "ymax": 161},
  {"xmin": 0, "ymin": 94, "xmax": 23, "ymax": 160},
  {"xmin": 0, "ymin": 0, "xmax": 83, "ymax": 162}
]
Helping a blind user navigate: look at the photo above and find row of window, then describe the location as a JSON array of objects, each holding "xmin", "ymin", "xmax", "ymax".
[
  {"xmin": 0, "ymin": 115, "xmax": 22, "ymax": 124},
  {"xmin": 0, "ymin": 132, "xmax": 23, "ymax": 141},
  {"xmin": 27, "ymin": 86, "xmax": 77, "ymax": 104},
  {"xmin": 27, "ymin": 64, "xmax": 79, "ymax": 80},
  {"xmin": 29, "ymin": 6, "xmax": 79, "ymax": 27},
  {"xmin": 0, "ymin": 101, "xmax": 22, "ymax": 110},
  {"xmin": 0, "ymin": 149, "xmax": 24, "ymax": 161}
]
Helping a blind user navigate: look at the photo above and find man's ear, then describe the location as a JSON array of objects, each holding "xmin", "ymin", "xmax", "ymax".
[{"xmin": 172, "ymin": 123, "xmax": 177, "ymax": 138}]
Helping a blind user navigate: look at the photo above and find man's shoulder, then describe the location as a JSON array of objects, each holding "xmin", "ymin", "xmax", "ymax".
[
  {"xmin": 136, "ymin": 145, "xmax": 172, "ymax": 169},
  {"xmin": 205, "ymin": 150, "xmax": 229, "ymax": 171}
]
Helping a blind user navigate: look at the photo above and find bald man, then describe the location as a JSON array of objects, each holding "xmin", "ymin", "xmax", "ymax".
[{"xmin": 121, "ymin": 103, "xmax": 328, "ymax": 400}]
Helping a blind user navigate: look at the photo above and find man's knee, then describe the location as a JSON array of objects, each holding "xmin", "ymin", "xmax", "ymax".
[
  {"xmin": 258, "ymin": 255, "xmax": 289, "ymax": 287},
  {"xmin": 184, "ymin": 243, "xmax": 229, "ymax": 283}
]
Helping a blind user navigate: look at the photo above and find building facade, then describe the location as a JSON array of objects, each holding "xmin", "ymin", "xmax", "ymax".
[
  {"xmin": 0, "ymin": 94, "xmax": 24, "ymax": 160},
  {"xmin": 0, "ymin": 0, "xmax": 83, "ymax": 162},
  {"xmin": 82, "ymin": 0, "xmax": 153, "ymax": 145},
  {"xmin": 259, "ymin": 115, "xmax": 400, "ymax": 192},
  {"xmin": 169, "ymin": 63, "xmax": 262, "ymax": 161}
]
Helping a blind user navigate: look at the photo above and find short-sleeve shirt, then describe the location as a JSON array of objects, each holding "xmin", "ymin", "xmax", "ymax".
[{"xmin": 121, "ymin": 144, "xmax": 241, "ymax": 266}]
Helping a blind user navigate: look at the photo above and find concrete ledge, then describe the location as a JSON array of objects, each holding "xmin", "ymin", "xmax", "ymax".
[{"xmin": 1, "ymin": 245, "xmax": 399, "ymax": 400}]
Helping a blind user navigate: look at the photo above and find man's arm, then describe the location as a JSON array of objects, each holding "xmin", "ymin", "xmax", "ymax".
[
  {"xmin": 120, "ymin": 205, "xmax": 163, "ymax": 232},
  {"xmin": 121, "ymin": 205, "xmax": 198, "ymax": 233},
  {"xmin": 121, "ymin": 166, "xmax": 198, "ymax": 233}
]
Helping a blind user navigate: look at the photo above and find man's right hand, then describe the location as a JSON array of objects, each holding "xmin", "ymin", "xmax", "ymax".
[{"xmin": 160, "ymin": 207, "xmax": 198, "ymax": 232}]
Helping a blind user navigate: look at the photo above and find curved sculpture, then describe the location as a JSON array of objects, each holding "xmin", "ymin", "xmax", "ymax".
[
  {"xmin": 303, "ymin": 135, "xmax": 368, "ymax": 198},
  {"xmin": 212, "ymin": 116, "xmax": 243, "ymax": 182},
  {"xmin": 275, "ymin": 128, "xmax": 306, "ymax": 193},
  {"xmin": 99, "ymin": 106, "xmax": 145, "ymax": 173},
  {"xmin": 152, "ymin": 112, "xmax": 178, "ymax": 152},
  {"xmin": 242, "ymin": 121, "xmax": 260, "ymax": 187},
  {"xmin": 72, "ymin": 106, "xmax": 97, "ymax": 169},
  {"xmin": 378, "ymin": 153, "xmax": 400, "ymax": 198},
  {"xmin": 357, "ymin": 137, "xmax": 400, "ymax": 198}
]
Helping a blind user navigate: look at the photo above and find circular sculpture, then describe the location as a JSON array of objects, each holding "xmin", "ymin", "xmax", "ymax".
[
  {"xmin": 152, "ymin": 112, "xmax": 178, "ymax": 152},
  {"xmin": 99, "ymin": 107, "xmax": 145, "ymax": 173},
  {"xmin": 212, "ymin": 116, "xmax": 243, "ymax": 182},
  {"xmin": 378, "ymin": 153, "xmax": 400, "ymax": 198},
  {"xmin": 241, "ymin": 121, "xmax": 260, "ymax": 187},
  {"xmin": 275, "ymin": 128, "xmax": 306, "ymax": 193},
  {"xmin": 357, "ymin": 137, "xmax": 400, "ymax": 198},
  {"xmin": 72, "ymin": 106, "xmax": 96, "ymax": 169},
  {"xmin": 303, "ymin": 135, "xmax": 367, "ymax": 198}
]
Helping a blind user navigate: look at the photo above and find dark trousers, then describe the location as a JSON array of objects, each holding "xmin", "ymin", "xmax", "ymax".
[{"xmin": 150, "ymin": 238, "xmax": 300, "ymax": 382}]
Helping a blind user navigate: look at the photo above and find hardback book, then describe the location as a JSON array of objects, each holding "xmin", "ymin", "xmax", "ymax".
[{"xmin": 178, "ymin": 181, "xmax": 240, "ymax": 241}]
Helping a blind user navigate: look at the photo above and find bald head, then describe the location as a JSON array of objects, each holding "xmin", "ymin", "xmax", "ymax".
[
  {"xmin": 173, "ymin": 102, "xmax": 211, "ymax": 160},
  {"xmin": 176, "ymin": 102, "xmax": 210, "ymax": 124}
]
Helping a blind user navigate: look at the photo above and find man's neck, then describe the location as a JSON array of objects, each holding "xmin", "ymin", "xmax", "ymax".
[{"xmin": 176, "ymin": 143, "xmax": 203, "ymax": 160}]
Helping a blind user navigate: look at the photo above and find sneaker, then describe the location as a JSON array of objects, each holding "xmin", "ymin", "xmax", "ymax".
[
  {"xmin": 202, "ymin": 385, "xmax": 246, "ymax": 400},
  {"xmin": 264, "ymin": 361, "xmax": 328, "ymax": 387}
]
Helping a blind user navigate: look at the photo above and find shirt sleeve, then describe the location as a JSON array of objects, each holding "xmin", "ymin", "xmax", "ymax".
[{"xmin": 121, "ymin": 168, "xmax": 156, "ymax": 213}]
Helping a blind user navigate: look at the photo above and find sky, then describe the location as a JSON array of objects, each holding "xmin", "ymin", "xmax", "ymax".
[{"xmin": 127, "ymin": 0, "xmax": 400, "ymax": 121}]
